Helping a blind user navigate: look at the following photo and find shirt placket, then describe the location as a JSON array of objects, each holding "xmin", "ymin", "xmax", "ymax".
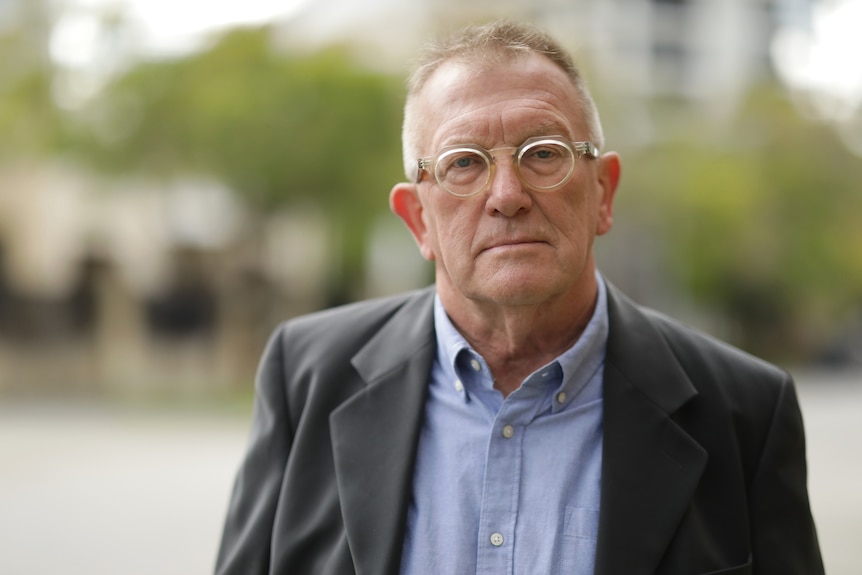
[{"xmin": 475, "ymin": 404, "xmax": 525, "ymax": 575}]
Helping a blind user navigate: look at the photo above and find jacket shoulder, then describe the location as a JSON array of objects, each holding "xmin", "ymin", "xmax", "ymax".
[
  {"xmin": 271, "ymin": 287, "xmax": 435, "ymax": 360},
  {"xmin": 630, "ymin": 300, "xmax": 798, "ymax": 464},
  {"xmin": 606, "ymin": 282, "xmax": 792, "ymax": 419},
  {"xmin": 643, "ymin": 306, "xmax": 788, "ymax": 385}
]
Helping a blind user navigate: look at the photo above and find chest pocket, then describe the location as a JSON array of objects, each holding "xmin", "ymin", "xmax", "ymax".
[{"xmin": 559, "ymin": 506, "xmax": 600, "ymax": 574}]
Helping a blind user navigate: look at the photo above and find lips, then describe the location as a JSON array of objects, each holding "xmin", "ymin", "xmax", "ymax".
[{"xmin": 481, "ymin": 237, "xmax": 548, "ymax": 253}]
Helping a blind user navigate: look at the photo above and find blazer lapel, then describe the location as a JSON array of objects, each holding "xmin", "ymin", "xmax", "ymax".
[
  {"xmin": 595, "ymin": 285, "xmax": 707, "ymax": 575},
  {"xmin": 330, "ymin": 289, "xmax": 436, "ymax": 575}
]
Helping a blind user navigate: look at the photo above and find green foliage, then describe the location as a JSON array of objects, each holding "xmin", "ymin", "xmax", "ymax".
[
  {"xmin": 73, "ymin": 27, "xmax": 405, "ymax": 294},
  {"xmin": 625, "ymin": 85, "xmax": 862, "ymax": 360},
  {"xmin": 0, "ymin": 69, "xmax": 57, "ymax": 156},
  {"xmin": 80, "ymin": 28, "xmax": 405, "ymax": 206},
  {"xmin": 0, "ymin": 3, "xmax": 69, "ymax": 159}
]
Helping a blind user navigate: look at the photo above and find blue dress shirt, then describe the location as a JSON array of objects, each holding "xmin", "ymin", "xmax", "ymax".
[{"xmin": 399, "ymin": 275, "xmax": 609, "ymax": 574}]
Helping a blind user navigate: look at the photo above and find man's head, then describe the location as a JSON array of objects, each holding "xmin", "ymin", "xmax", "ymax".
[
  {"xmin": 390, "ymin": 21, "xmax": 621, "ymax": 314},
  {"xmin": 401, "ymin": 21, "xmax": 605, "ymax": 182}
]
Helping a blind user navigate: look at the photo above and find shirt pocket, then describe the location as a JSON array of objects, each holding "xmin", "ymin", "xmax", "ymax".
[{"xmin": 559, "ymin": 506, "xmax": 599, "ymax": 575}]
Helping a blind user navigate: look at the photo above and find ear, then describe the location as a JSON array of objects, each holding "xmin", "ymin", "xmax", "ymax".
[
  {"xmin": 595, "ymin": 152, "xmax": 621, "ymax": 236},
  {"xmin": 390, "ymin": 183, "xmax": 436, "ymax": 261}
]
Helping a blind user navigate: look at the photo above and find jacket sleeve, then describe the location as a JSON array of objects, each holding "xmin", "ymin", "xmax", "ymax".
[
  {"xmin": 748, "ymin": 374, "xmax": 824, "ymax": 574},
  {"xmin": 215, "ymin": 325, "xmax": 292, "ymax": 575}
]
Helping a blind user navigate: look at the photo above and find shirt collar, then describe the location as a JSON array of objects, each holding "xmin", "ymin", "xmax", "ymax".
[{"xmin": 433, "ymin": 272, "xmax": 609, "ymax": 412}]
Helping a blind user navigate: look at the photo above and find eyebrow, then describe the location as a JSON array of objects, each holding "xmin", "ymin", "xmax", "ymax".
[
  {"xmin": 502, "ymin": 122, "xmax": 572, "ymax": 146},
  {"xmin": 438, "ymin": 123, "xmax": 571, "ymax": 150},
  {"xmin": 530, "ymin": 122, "xmax": 569, "ymax": 138}
]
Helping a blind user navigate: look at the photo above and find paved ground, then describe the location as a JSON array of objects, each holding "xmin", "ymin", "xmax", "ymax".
[
  {"xmin": 1, "ymin": 369, "xmax": 860, "ymax": 574},
  {"xmin": 795, "ymin": 370, "xmax": 862, "ymax": 575},
  {"xmin": 0, "ymin": 401, "xmax": 249, "ymax": 575}
]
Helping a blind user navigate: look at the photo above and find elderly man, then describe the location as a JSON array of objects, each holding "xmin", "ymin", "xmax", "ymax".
[{"xmin": 216, "ymin": 21, "xmax": 823, "ymax": 575}]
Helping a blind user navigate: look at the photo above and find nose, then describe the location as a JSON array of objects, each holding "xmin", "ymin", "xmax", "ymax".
[{"xmin": 484, "ymin": 156, "xmax": 533, "ymax": 217}]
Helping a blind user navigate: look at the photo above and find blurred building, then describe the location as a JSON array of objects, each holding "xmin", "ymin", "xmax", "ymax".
[
  {"xmin": 446, "ymin": 0, "xmax": 815, "ymax": 147},
  {"xmin": 285, "ymin": 0, "xmax": 815, "ymax": 133},
  {"xmin": 0, "ymin": 162, "xmax": 335, "ymax": 395}
]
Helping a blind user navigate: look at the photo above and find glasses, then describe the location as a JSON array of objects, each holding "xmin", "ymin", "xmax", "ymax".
[{"xmin": 416, "ymin": 136, "xmax": 599, "ymax": 198}]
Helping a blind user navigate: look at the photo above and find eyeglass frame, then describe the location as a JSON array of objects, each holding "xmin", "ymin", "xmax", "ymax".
[{"xmin": 415, "ymin": 136, "xmax": 600, "ymax": 197}]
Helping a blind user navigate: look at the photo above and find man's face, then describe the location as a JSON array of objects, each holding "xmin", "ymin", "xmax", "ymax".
[{"xmin": 391, "ymin": 54, "xmax": 620, "ymax": 310}]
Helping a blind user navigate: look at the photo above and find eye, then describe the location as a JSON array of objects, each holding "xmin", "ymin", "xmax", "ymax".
[
  {"xmin": 439, "ymin": 150, "xmax": 485, "ymax": 174},
  {"xmin": 529, "ymin": 146, "xmax": 560, "ymax": 160}
]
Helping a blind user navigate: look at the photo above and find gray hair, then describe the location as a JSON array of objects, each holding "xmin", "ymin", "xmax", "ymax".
[{"xmin": 401, "ymin": 20, "xmax": 605, "ymax": 181}]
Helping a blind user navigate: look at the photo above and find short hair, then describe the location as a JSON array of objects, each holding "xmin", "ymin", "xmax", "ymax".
[{"xmin": 401, "ymin": 20, "xmax": 605, "ymax": 181}]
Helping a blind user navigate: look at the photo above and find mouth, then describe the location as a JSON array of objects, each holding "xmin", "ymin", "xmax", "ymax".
[{"xmin": 482, "ymin": 238, "xmax": 548, "ymax": 253}]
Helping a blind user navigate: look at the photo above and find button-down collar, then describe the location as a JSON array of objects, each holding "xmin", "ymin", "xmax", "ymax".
[{"xmin": 433, "ymin": 272, "xmax": 609, "ymax": 416}]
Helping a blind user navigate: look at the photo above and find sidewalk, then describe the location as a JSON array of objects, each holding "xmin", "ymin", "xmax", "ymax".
[
  {"xmin": 0, "ymin": 401, "xmax": 249, "ymax": 575},
  {"xmin": 794, "ymin": 369, "xmax": 862, "ymax": 575}
]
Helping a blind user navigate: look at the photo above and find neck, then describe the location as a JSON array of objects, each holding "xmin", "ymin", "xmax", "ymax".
[{"xmin": 439, "ymin": 272, "xmax": 599, "ymax": 397}]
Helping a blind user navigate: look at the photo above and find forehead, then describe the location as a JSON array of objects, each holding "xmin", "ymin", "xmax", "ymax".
[{"xmin": 413, "ymin": 53, "xmax": 586, "ymax": 150}]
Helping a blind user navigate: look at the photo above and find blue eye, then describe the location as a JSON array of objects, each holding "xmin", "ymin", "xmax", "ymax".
[{"xmin": 454, "ymin": 156, "xmax": 475, "ymax": 168}]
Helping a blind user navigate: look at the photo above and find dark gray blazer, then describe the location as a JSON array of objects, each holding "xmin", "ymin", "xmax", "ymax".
[{"xmin": 215, "ymin": 284, "xmax": 823, "ymax": 575}]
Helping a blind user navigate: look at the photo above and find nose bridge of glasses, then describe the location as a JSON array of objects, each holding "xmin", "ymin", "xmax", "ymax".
[
  {"xmin": 487, "ymin": 145, "xmax": 519, "ymax": 164},
  {"xmin": 487, "ymin": 146, "xmax": 520, "ymax": 182},
  {"xmin": 484, "ymin": 146, "xmax": 528, "ymax": 195}
]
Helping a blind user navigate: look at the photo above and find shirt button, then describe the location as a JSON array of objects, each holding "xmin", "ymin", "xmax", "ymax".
[
  {"xmin": 556, "ymin": 391, "xmax": 567, "ymax": 404},
  {"xmin": 501, "ymin": 425, "xmax": 515, "ymax": 439},
  {"xmin": 470, "ymin": 358, "xmax": 481, "ymax": 372},
  {"xmin": 454, "ymin": 380, "xmax": 464, "ymax": 393},
  {"xmin": 490, "ymin": 532, "xmax": 504, "ymax": 547}
]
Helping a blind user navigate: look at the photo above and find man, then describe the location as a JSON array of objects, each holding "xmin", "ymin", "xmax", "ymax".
[{"xmin": 215, "ymin": 21, "xmax": 824, "ymax": 575}]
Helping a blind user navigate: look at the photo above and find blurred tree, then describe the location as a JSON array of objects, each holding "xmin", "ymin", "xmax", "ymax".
[
  {"xmin": 74, "ymin": 27, "xmax": 405, "ymax": 300},
  {"xmin": 625, "ymin": 84, "xmax": 862, "ymax": 361},
  {"xmin": 0, "ymin": 0, "xmax": 69, "ymax": 159}
]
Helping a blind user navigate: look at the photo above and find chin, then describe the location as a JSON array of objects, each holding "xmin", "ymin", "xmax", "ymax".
[{"xmin": 472, "ymin": 276, "xmax": 567, "ymax": 307}]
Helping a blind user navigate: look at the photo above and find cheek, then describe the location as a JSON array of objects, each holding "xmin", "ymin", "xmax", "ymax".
[
  {"xmin": 549, "ymin": 194, "xmax": 596, "ymax": 247},
  {"xmin": 437, "ymin": 218, "xmax": 469, "ymax": 258},
  {"xmin": 426, "ymin": 204, "xmax": 477, "ymax": 264},
  {"xmin": 416, "ymin": 210, "xmax": 439, "ymax": 261}
]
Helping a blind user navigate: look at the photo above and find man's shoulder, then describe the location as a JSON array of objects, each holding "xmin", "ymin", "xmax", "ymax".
[
  {"xmin": 269, "ymin": 287, "xmax": 435, "ymax": 356},
  {"xmin": 288, "ymin": 287, "xmax": 433, "ymax": 327},
  {"xmin": 607, "ymin": 283, "xmax": 790, "ymax": 399},
  {"xmin": 643, "ymin": 305, "xmax": 786, "ymax": 383},
  {"xmin": 607, "ymin": 287, "xmax": 797, "ymax": 448}
]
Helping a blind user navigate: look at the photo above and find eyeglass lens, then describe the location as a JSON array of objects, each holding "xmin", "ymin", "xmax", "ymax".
[{"xmin": 435, "ymin": 140, "xmax": 575, "ymax": 196}]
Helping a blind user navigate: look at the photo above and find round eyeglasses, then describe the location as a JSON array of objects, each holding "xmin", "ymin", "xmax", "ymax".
[{"xmin": 416, "ymin": 136, "xmax": 599, "ymax": 198}]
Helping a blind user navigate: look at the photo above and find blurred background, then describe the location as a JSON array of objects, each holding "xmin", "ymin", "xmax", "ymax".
[{"xmin": 0, "ymin": 0, "xmax": 860, "ymax": 573}]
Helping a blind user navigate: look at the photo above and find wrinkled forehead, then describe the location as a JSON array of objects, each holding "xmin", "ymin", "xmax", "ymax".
[
  {"xmin": 414, "ymin": 51, "xmax": 572, "ymax": 104},
  {"xmin": 409, "ymin": 54, "xmax": 587, "ymax": 150}
]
